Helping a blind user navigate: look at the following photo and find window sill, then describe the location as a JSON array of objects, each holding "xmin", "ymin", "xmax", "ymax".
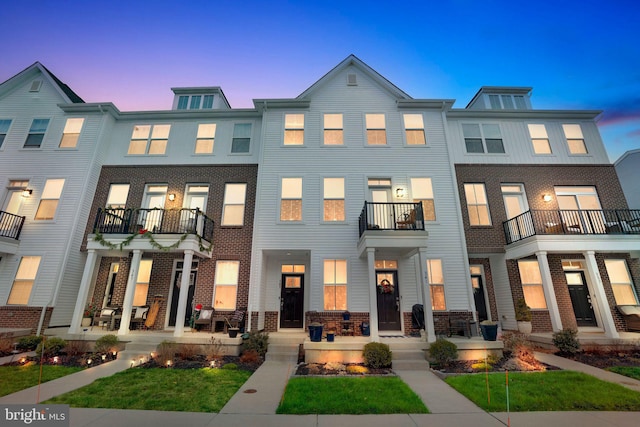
[
  {"xmin": 229, "ymin": 152, "xmax": 252, "ymax": 156},
  {"xmin": 320, "ymin": 221, "xmax": 350, "ymax": 225}
]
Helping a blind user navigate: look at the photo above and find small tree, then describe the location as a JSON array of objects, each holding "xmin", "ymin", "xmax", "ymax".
[
  {"xmin": 428, "ymin": 338, "xmax": 458, "ymax": 368},
  {"xmin": 363, "ymin": 342, "xmax": 392, "ymax": 369},
  {"xmin": 515, "ymin": 298, "xmax": 532, "ymax": 322},
  {"xmin": 552, "ymin": 328, "xmax": 581, "ymax": 355}
]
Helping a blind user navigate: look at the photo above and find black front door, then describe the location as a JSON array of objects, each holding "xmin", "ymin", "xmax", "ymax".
[
  {"xmin": 280, "ymin": 274, "xmax": 304, "ymax": 328},
  {"xmin": 376, "ymin": 271, "xmax": 401, "ymax": 331},
  {"xmin": 169, "ymin": 266, "xmax": 197, "ymax": 327},
  {"xmin": 471, "ymin": 275, "xmax": 488, "ymax": 322},
  {"xmin": 566, "ymin": 271, "xmax": 597, "ymax": 326}
]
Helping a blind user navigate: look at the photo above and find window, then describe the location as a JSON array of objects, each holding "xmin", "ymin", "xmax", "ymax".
[
  {"xmin": 213, "ymin": 261, "xmax": 239, "ymax": 310},
  {"xmin": 222, "ymin": 183, "xmax": 246, "ymax": 226},
  {"xmin": 324, "ymin": 259, "xmax": 347, "ymax": 310},
  {"xmin": 427, "ymin": 259, "xmax": 446, "ymax": 310},
  {"xmin": 284, "ymin": 114, "xmax": 304, "ymax": 145},
  {"xmin": 323, "ymin": 178, "xmax": 345, "ymax": 221},
  {"xmin": 488, "ymin": 94, "xmax": 527, "ymax": 110},
  {"xmin": 0, "ymin": 119, "xmax": 11, "ymax": 148},
  {"xmin": 411, "ymin": 178, "xmax": 435, "ymax": 221},
  {"xmin": 133, "ymin": 259, "xmax": 152, "ymax": 306},
  {"xmin": 366, "ymin": 114, "xmax": 386, "ymax": 145},
  {"xmin": 106, "ymin": 184, "xmax": 130, "ymax": 208},
  {"xmin": 35, "ymin": 179, "xmax": 65, "ymax": 220},
  {"xmin": 59, "ymin": 118, "xmax": 84, "ymax": 148},
  {"xmin": 464, "ymin": 183, "xmax": 491, "ymax": 226},
  {"xmin": 323, "ymin": 114, "xmax": 343, "ymax": 145},
  {"xmin": 462, "ymin": 123, "xmax": 504, "ymax": 153},
  {"xmin": 231, "ymin": 123, "xmax": 251, "ymax": 153},
  {"xmin": 562, "ymin": 124, "xmax": 587, "ymax": 154},
  {"xmin": 177, "ymin": 96, "xmax": 189, "ymax": 110},
  {"xmin": 528, "ymin": 124, "xmax": 551, "ymax": 154},
  {"xmin": 195, "ymin": 123, "xmax": 216, "ymax": 154},
  {"xmin": 404, "ymin": 114, "xmax": 426, "ymax": 145},
  {"xmin": 190, "ymin": 95, "xmax": 202, "ymax": 110},
  {"xmin": 128, "ymin": 124, "xmax": 170, "ymax": 155},
  {"xmin": 177, "ymin": 94, "xmax": 213, "ymax": 110},
  {"xmin": 7, "ymin": 256, "xmax": 41, "ymax": 305},
  {"xmin": 280, "ymin": 178, "xmax": 302, "ymax": 221},
  {"xmin": 282, "ymin": 264, "xmax": 305, "ymax": 273},
  {"xmin": 605, "ymin": 260, "xmax": 639, "ymax": 305},
  {"xmin": 3, "ymin": 180, "xmax": 29, "ymax": 216},
  {"xmin": 518, "ymin": 260, "xmax": 547, "ymax": 309},
  {"xmin": 24, "ymin": 119, "xmax": 49, "ymax": 148},
  {"xmin": 202, "ymin": 95, "xmax": 214, "ymax": 109}
]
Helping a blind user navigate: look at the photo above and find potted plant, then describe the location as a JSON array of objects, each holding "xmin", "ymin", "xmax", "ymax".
[
  {"xmin": 308, "ymin": 321, "xmax": 323, "ymax": 342},
  {"xmin": 226, "ymin": 318, "xmax": 240, "ymax": 338},
  {"xmin": 326, "ymin": 328, "xmax": 335, "ymax": 342},
  {"xmin": 83, "ymin": 304, "xmax": 97, "ymax": 327},
  {"xmin": 515, "ymin": 298, "xmax": 532, "ymax": 334},
  {"xmin": 479, "ymin": 320, "xmax": 498, "ymax": 341}
]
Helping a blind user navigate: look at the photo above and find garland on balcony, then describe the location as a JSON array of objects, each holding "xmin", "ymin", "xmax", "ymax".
[{"xmin": 93, "ymin": 228, "xmax": 212, "ymax": 253}]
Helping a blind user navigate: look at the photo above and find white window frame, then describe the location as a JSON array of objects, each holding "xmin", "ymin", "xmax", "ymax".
[
  {"xmin": 280, "ymin": 177, "xmax": 302, "ymax": 222},
  {"xmin": 35, "ymin": 178, "xmax": 65, "ymax": 220},
  {"xmin": 177, "ymin": 94, "xmax": 214, "ymax": 110},
  {"xmin": 7, "ymin": 256, "xmax": 41, "ymax": 305},
  {"xmin": 403, "ymin": 114, "xmax": 426, "ymax": 145},
  {"xmin": 24, "ymin": 118, "xmax": 50, "ymax": 148},
  {"xmin": 427, "ymin": 259, "xmax": 446, "ymax": 311},
  {"xmin": 284, "ymin": 114, "xmax": 304, "ymax": 146},
  {"xmin": 323, "ymin": 259, "xmax": 347, "ymax": 311},
  {"xmin": 133, "ymin": 259, "xmax": 153, "ymax": 306},
  {"xmin": 410, "ymin": 177, "xmax": 435, "ymax": 221},
  {"xmin": 195, "ymin": 123, "xmax": 216, "ymax": 154},
  {"xmin": 323, "ymin": 177, "xmax": 345, "ymax": 222},
  {"xmin": 518, "ymin": 260, "xmax": 547, "ymax": 309},
  {"xmin": 0, "ymin": 119, "xmax": 11, "ymax": 149},
  {"xmin": 106, "ymin": 184, "xmax": 130, "ymax": 209},
  {"xmin": 604, "ymin": 259, "xmax": 639, "ymax": 305},
  {"xmin": 323, "ymin": 113, "xmax": 343, "ymax": 145},
  {"xmin": 365, "ymin": 114, "xmax": 387, "ymax": 145},
  {"xmin": 221, "ymin": 183, "xmax": 247, "ymax": 226},
  {"xmin": 128, "ymin": 124, "xmax": 170, "ymax": 155},
  {"xmin": 231, "ymin": 123, "xmax": 252, "ymax": 154},
  {"xmin": 562, "ymin": 124, "xmax": 588, "ymax": 154},
  {"xmin": 464, "ymin": 183, "xmax": 491, "ymax": 226},
  {"xmin": 213, "ymin": 260, "xmax": 239, "ymax": 310},
  {"xmin": 527, "ymin": 124, "xmax": 552, "ymax": 154},
  {"xmin": 59, "ymin": 118, "xmax": 84, "ymax": 148},
  {"xmin": 462, "ymin": 123, "xmax": 505, "ymax": 154}
]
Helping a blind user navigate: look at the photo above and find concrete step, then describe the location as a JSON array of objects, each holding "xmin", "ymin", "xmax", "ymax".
[
  {"xmin": 265, "ymin": 343, "xmax": 300, "ymax": 363},
  {"xmin": 392, "ymin": 359, "xmax": 430, "ymax": 371},
  {"xmin": 123, "ymin": 342, "xmax": 159, "ymax": 353},
  {"xmin": 392, "ymin": 349, "xmax": 427, "ymax": 361}
]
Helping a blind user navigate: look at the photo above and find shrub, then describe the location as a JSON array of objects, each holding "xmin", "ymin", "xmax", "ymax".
[
  {"xmin": 239, "ymin": 349, "xmax": 260, "ymax": 364},
  {"xmin": 0, "ymin": 334, "xmax": 13, "ymax": 354},
  {"xmin": 156, "ymin": 340, "xmax": 176, "ymax": 366},
  {"xmin": 94, "ymin": 334, "xmax": 119, "ymax": 354},
  {"xmin": 242, "ymin": 330, "xmax": 269, "ymax": 358},
  {"xmin": 64, "ymin": 340, "xmax": 90, "ymax": 357},
  {"xmin": 346, "ymin": 365, "xmax": 369, "ymax": 374},
  {"xmin": 36, "ymin": 337, "xmax": 67, "ymax": 357},
  {"xmin": 552, "ymin": 328, "xmax": 581, "ymax": 355},
  {"xmin": 428, "ymin": 338, "xmax": 458, "ymax": 368},
  {"xmin": 502, "ymin": 331, "xmax": 534, "ymax": 362},
  {"xmin": 17, "ymin": 335, "xmax": 44, "ymax": 352},
  {"xmin": 363, "ymin": 342, "xmax": 392, "ymax": 369},
  {"xmin": 221, "ymin": 362, "xmax": 238, "ymax": 370},
  {"xmin": 205, "ymin": 337, "xmax": 224, "ymax": 361},
  {"xmin": 175, "ymin": 343, "xmax": 201, "ymax": 360},
  {"xmin": 515, "ymin": 298, "xmax": 532, "ymax": 322}
]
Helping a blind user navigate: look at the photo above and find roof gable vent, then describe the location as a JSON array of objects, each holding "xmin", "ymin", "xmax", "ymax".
[
  {"xmin": 347, "ymin": 73, "xmax": 357, "ymax": 86},
  {"xmin": 29, "ymin": 80, "xmax": 42, "ymax": 92}
]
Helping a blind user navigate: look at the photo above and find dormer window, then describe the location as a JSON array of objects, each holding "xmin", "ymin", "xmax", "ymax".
[
  {"xmin": 177, "ymin": 94, "xmax": 214, "ymax": 110},
  {"xmin": 488, "ymin": 94, "xmax": 526, "ymax": 110}
]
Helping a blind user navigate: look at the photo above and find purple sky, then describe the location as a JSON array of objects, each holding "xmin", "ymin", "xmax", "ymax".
[{"xmin": 1, "ymin": 0, "xmax": 638, "ymax": 161}]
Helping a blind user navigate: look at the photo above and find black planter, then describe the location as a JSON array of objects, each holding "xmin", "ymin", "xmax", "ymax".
[
  {"xmin": 228, "ymin": 328, "xmax": 239, "ymax": 338},
  {"xmin": 360, "ymin": 321, "xmax": 370, "ymax": 336},
  {"xmin": 480, "ymin": 324, "xmax": 498, "ymax": 341},
  {"xmin": 309, "ymin": 325, "xmax": 323, "ymax": 342},
  {"xmin": 342, "ymin": 312, "xmax": 350, "ymax": 321}
]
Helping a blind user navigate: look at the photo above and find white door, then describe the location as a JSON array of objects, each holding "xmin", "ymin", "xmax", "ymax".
[
  {"xmin": 182, "ymin": 185, "xmax": 208, "ymax": 232},
  {"xmin": 1, "ymin": 186, "xmax": 26, "ymax": 236},
  {"xmin": 501, "ymin": 184, "xmax": 529, "ymax": 239},
  {"xmin": 555, "ymin": 186, "xmax": 603, "ymax": 233}
]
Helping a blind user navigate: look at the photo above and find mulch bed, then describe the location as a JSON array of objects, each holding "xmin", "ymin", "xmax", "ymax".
[
  {"xmin": 566, "ymin": 349, "xmax": 640, "ymax": 369},
  {"xmin": 4, "ymin": 352, "xmax": 118, "ymax": 368},
  {"xmin": 295, "ymin": 362, "xmax": 393, "ymax": 376},
  {"xmin": 139, "ymin": 355, "xmax": 263, "ymax": 372},
  {"xmin": 432, "ymin": 354, "xmax": 558, "ymax": 375}
]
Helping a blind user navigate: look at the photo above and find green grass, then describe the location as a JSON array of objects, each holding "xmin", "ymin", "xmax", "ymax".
[
  {"xmin": 46, "ymin": 368, "xmax": 251, "ymax": 412},
  {"xmin": 606, "ymin": 366, "xmax": 640, "ymax": 380},
  {"xmin": 445, "ymin": 371, "xmax": 640, "ymax": 412},
  {"xmin": 0, "ymin": 365, "xmax": 84, "ymax": 397},
  {"xmin": 277, "ymin": 376, "xmax": 429, "ymax": 414}
]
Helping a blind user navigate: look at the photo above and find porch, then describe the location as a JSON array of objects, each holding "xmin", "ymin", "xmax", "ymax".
[
  {"xmin": 0, "ymin": 210, "xmax": 25, "ymax": 254},
  {"xmin": 528, "ymin": 330, "xmax": 640, "ymax": 350}
]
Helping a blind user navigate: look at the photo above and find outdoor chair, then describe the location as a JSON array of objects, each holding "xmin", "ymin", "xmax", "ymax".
[
  {"xmin": 617, "ymin": 305, "xmax": 640, "ymax": 332},
  {"xmin": 194, "ymin": 307, "xmax": 226, "ymax": 332},
  {"xmin": 397, "ymin": 209, "xmax": 416, "ymax": 229},
  {"xmin": 224, "ymin": 309, "xmax": 245, "ymax": 333},
  {"xmin": 130, "ymin": 305, "xmax": 150, "ymax": 330},
  {"xmin": 93, "ymin": 307, "xmax": 119, "ymax": 330}
]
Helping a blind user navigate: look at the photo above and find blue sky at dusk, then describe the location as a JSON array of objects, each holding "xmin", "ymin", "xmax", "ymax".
[{"xmin": 1, "ymin": 0, "xmax": 638, "ymax": 162}]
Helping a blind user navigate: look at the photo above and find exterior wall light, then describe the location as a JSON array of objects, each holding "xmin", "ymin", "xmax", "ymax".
[
  {"xmin": 22, "ymin": 189, "xmax": 33, "ymax": 197},
  {"xmin": 168, "ymin": 193, "xmax": 176, "ymax": 201},
  {"xmin": 396, "ymin": 188, "xmax": 406, "ymax": 198},
  {"xmin": 542, "ymin": 194, "xmax": 553, "ymax": 202}
]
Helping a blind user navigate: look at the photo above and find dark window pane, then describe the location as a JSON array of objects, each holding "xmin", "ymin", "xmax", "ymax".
[{"xmin": 465, "ymin": 138, "xmax": 484, "ymax": 153}]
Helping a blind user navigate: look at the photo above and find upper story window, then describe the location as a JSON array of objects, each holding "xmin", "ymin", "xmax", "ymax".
[
  {"xmin": 280, "ymin": 178, "xmax": 302, "ymax": 221},
  {"xmin": 35, "ymin": 178, "xmax": 65, "ymax": 220},
  {"xmin": 404, "ymin": 114, "xmax": 426, "ymax": 145},
  {"xmin": 128, "ymin": 124, "xmax": 170, "ymax": 155},
  {"xmin": 177, "ymin": 94, "xmax": 214, "ymax": 110},
  {"xmin": 24, "ymin": 119, "xmax": 50, "ymax": 148},
  {"xmin": 323, "ymin": 178, "xmax": 345, "ymax": 221},
  {"xmin": 562, "ymin": 124, "xmax": 587, "ymax": 154},
  {"xmin": 366, "ymin": 114, "xmax": 386, "ymax": 145},
  {"xmin": 527, "ymin": 124, "xmax": 551, "ymax": 154},
  {"xmin": 284, "ymin": 114, "xmax": 304, "ymax": 145},
  {"xmin": 106, "ymin": 184, "xmax": 130, "ymax": 208},
  {"xmin": 222, "ymin": 183, "xmax": 247, "ymax": 226},
  {"xmin": 462, "ymin": 123, "xmax": 504, "ymax": 154},
  {"xmin": 231, "ymin": 123, "xmax": 251, "ymax": 153},
  {"xmin": 410, "ymin": 178, "xmax": 435, "ymax": 221},
  {"xmin": 488, "ymin": 94, "xmax": 527, "ymax": 110},
  {"xmin": 59, "ymin": 118, "xmax": 85, "ymax": 148},
  {"xmin": 0, "ymin": 119, "xmax": 12, "ymax": 148},
  {"xmin": 195, "ymin": 124, "xmax": 216, "ymax": 154},
  {"xmin": 464, "ymin": 183, "xmax": 491, "ymax": 226},
  {"xmin": 324, "ymin": 114, "xmax": 343, "ymax": 145}
]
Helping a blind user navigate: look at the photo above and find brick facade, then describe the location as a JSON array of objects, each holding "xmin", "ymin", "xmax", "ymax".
[
  {"xmin": 469, "ymin": 257, "xmax": 499, "ymax": 321},
  {"xmin": 0, "ymin": 306, "xmax": 53, "ymax": 333}
]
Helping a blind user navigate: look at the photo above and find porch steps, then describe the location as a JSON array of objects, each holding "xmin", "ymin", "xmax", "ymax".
[
  {"xmin": 120, "ymin": 342, "xmax": 159, "ymax": 362},
  {"xmin": 265, "ymin": 332, "xmax": 306, "ymax": 363},
  {"xmin": 382, "ymin": 339, "xmax": 430, "ymax": 370}
]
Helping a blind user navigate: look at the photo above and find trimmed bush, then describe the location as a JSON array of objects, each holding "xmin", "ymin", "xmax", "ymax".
[
  {"xmin": 428, "ymin": 338, "xmax": 458, "ymax": 367},
  {"xmin": 363, "ymin": 342, "xmax": 392, "ymax": 369},
  {"xmin": 242, "ymin": 330, "xmax": 269, "ymax": 358},
  {"xmin": 552, "ymin": 328, "xmax": 581, "ymax": 355},
  {"xmin": 221, "ymin": 362, "xmax": 238, "ymax": 370},
  {"xmin": 17, "ymin": 335, "xmax": 44, "ymax": 352},
  {"xmin": 94, "ymin": 334, "xmax": 119, "ymax": 354},
  {"xmin": 36, "ymin": 337, "xmax": 67, "ymax": 357}
]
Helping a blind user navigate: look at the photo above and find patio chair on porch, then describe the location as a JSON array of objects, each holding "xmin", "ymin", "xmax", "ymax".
[
  {"xmin": 93, "ymin": 307, "xmax": 119, "ymax": 330},
  {"xmin": 397, "ymin": 209, "xmax": 416, "ymax": 229},
  {"xmin": 224, "ymin": 309, "xmax": 246, "ymax": 333},
  {"xmin": 617, "ymin": 305, "xmax": 640, "ymax": 332},
  {"xmin": 447, "ymin": 312, "xmax": 472, "ymax": 338},
  {"xmin": 130, "ymin": 306, "xmax": 150, "ymax": 330},
  {"xmin": 194, "ymin": 307, "xmax": 226, "ymax": 332}
]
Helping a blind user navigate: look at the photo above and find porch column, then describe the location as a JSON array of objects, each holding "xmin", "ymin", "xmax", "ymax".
[
  {"xmin": 174, "ymin": 250, "xmax": 194, "ymax": 337},
  {"xmin": 118, "ymin": 250, "xmax": 142, "ymax": 335},
  {"xmin": 366, "ymin": 248, "xmax": 379, "ymax": 341},
  {"xmin": 418, "ymin": 249, "xmax": 436, "ymax": 342},
  {"xmin": 69, "ymin": 250, "xmax": 98, "ymax": 334},
  {"xmin": 535, "ymin": 251, "xmax": 562, "ymax": 332},
  {"xmin": 583, "ymin": 251, "xmax": 619, "ymax": 338}
]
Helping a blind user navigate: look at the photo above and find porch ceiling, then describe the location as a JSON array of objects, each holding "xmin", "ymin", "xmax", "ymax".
[
  {"xmin": 504, "ymin": 234, "xmax": 640, "ymax": 260},
  {"xmin": 86, "ymin": 233, "xmax": 213, "ymax": 258},
  {"xmin": 357, "ymin": 230, "xmax": 428, "ymax": 258},
  {"xmin": 0, "ymin": 237, "xmax": 20, "ymax": 255}
]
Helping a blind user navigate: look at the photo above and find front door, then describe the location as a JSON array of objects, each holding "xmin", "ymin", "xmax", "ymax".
[
  {"xmin": 168, "ymin": 262, "xmax": 197, "ymax": 327},
  {"xmin": 280, "ymin": 274, "xmax": 304, "ymax": 328},
  {"xmin": 376, "ymin": 271, "xmax": 401, "ymax": 331},
  {"xmin": 471, "ymin": 274, "xmax": 488, "ymax": 322},
  {"xmin": 565, "ymin": 271, "xmax": 597, "ymax": 326}
]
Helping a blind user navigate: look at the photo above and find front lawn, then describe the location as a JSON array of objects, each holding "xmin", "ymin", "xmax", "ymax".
[
  {"xmin": 277, "ymin": 376, "xmax": 428, "ymax": 414},
  {"xmin": 0, "ymin": 364, "xmax": 84, "ymax": 397},
  {"xmin": 606, "ymin": 366, "xmax": 640, "ymax": 380},
  {"xmin": 445, "ymin": 371, "xmax": 640, "ymax": 412},
  {"xmin": 46, "ymin": 367, "xmax": 251, "ymax": 412}
]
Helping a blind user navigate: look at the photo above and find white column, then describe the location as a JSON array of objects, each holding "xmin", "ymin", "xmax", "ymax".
[
  {"xmin": 536, "ymin": 251, "xmax": 563, "ymax": 332},
  {"xmin": 174, "ymin": 250, "xmax": 194, "ymax": 337},
  {"xmin": 118, "ymin": 250, "xmax": 142, "ymax": 335},
  {"xmin": 366, "ymin": 248, "xmax": 379, "ymax": 341},
  {"xmin": 418, "ymin": 249, "xmax": 436, "ymax": 343},
  {"xmin": 69, "ymin": 250, "xmax": 98, "ymax": 334},
  {"xmin": 583, "ymin": 251, "xmax": 619, "ymax": 338}
]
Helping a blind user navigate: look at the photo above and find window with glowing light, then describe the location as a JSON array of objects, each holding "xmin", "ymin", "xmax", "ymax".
[
  {"xmin": 195, "ymin": 123, "xmax": 216, "ymax": 154},
  {"xmin": 284, "ymin": 114, "xmax": 304, "ymax": 145},
  {"xmin": 324, "ymin": 259, "xmax": 347, "ymax": 311},
  {"xmin": 35, "ymin": 178, "xmax": 65, "ymax": 220},
  {"xmin": 323, "ymin": 114, "xmax": 343, "ymax": 145},
  {"xmin": 128, "ymin": 124, "xmax": 170, "ymax": 155},
  {"xmin": 366, "ymin": 114, "xmax": 386, "ymax": 145},
  {"xmin": 213, "ymin": 261, "xmax": 239, "ymax": 310},
  {"xmin": 59, "ymin": 118, "xmax": 84, "ymax": 148},
  {"xmin": 7, "ymin": 256, "xmax": 41, "ymax": 305},
  {"xmin": 404, "ymin": 114, "xmax": 426, "ymax": 145},
  {"xmin": 280, "ymin": 178, "xmax": 302, "ymax": 221},
  {"xmin": 323, "ymin": 178, "xmax": 345, "ymax": 221},
  {"xmin": 518, "ymin": 260, "xmax": 547, "ymax": 309},
  {"xmin": 427, "ymin": 259, "xmax": 446, "ymax": 310}
]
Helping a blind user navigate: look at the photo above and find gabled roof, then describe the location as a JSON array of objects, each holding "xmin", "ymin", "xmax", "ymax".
[{"xmin": 0, "ymin": 61, "xmax": 84, "ymax": 103}]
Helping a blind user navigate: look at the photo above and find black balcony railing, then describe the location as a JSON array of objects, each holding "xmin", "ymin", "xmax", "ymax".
[
  {"xmin": 503, "ymin": 209, "xmax": 640, "ymax": 244},
  {"xmin": 93, "ymin": 208, "xmax": 214, "ymax": 242},
  {"xmin": 0, "ymin": 210, "xmax": 26, "ymax": 240},
  {"xmin": 359, "ymin": 202, "xmax": 425, "ymax": 236}
]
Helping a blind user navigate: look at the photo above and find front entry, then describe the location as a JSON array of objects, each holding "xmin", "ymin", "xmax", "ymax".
[
  {"xmin": 376, "ymin": 271, "xmax": 401, "ymax": 331},
  {"xmin": 471, "ymin": 274, "xmax": 488, "ymax": 322},
  {"xmin": 168, "ymin": 261, "xmax": 198, "ymax": 327},
  {"xmin": 565, "ymin": 271, "xmax": 597, "ymax": 326},
  {"xmin": 280, "ymin": 274, "xmax": 304, "ymax": 328}
]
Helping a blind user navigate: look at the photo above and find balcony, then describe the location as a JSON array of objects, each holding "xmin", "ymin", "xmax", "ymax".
[
  {"xmin": 0, "ymin": 210, "xmax": 25, "ymax": 254},
  {"xmin": 503, "ymin": 209, "xmax": 640, "ymax": 244}
]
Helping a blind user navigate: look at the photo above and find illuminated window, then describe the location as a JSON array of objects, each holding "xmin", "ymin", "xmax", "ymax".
[
  {"xmin": 284, "ymin": 114, "xmax": 304, "ymax": 145},
  {"xmin": 0, "ymin": 119, "xmax": 13, "ymax": 148},
  {"xmin": 282, "ymin": 264, "xmax": 305, "ymax": 273},
  {"xmin": 527, "ymin": 124, "xmax": 551, "ymax": 154},
  {"xmin": 404, "ymin": 114, "xmax": 426, "ymax": 145},
  {"xmin": 605, "ymin": 259, "xmax": 638, "ymax": 305},
  {"xmin": 195, "ymin": 123, "xmax": 216, "ymax": 154},
  {"xmin": 324, "ymin": 259, "xmax": 347, "ymax": 310},
  {"xmin": 35, "ymin": 179, "xmax": 65, "ymax": 220},
  {"xmin": 562, "ymin": 124, "xmax": 587, "ymax": 154},
  {"xmin": 427, "ymin": 259, "xmax": 446, "ymax": 310},
  {"xmin": 323, "ymin": 178, "xmax": 345, "ymax": 221},
  {"xmin": 222, "ymin": 183, "xmax": 246, "ymax": 226},
  {"xmin": 133, "ymin": 259, "xmax": 152, "ymax": 306},
  {"xmin": 280, "ymin": 178, "xmax": 302, "ymax": 221},
  {"xmin": 213, "ymin": 261, "xmax": 239, "ymax": 310},
  {"xmin": 59, "ymin": 118, "xmax": 84, "ymax": 148},
  {"xmin": 464, "ymin": 183, "xmax": 491, "ymax": 226},
  {"xmin": 462, "ymin": 123, "xmax": 504, "ymax": 153},
  {"xmin": 411, "ymin": 178, "xmax": 435, "ymax": 221},
  {"xmin": 323, "ymin": 114, "xmax": 343, "ymax": 145},
  {"xmin": 128, "ymin": 124, "xmax": 170, "ymax": 155},
  {"xmin": 366, "ymin": 114, "xmax": 386, "ymax": 145},
  {"xmin": 518, "ymin": 260, "xmax": 547, "ymax": 309},
  {"xmin": 106, "ymin": 184, "xmax": 130, "ymax": 209},
  {"xmin": 24, "ymin": 119, "xmax": 49, "ymax": 148},
  {"xmin": 231, "ymin": 123, "xmax": 251, "ymax": 153},
  {"xmin": 7, "ymin": 256, "xmax": 41, "ymax": 305}
]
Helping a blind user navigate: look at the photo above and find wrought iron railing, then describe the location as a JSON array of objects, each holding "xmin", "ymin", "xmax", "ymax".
[
  {"xmin": 0, "ymin": 210, "xmax": 26, "ymax": 240},
  {"xmin": 359, "ymin": 202, "xmax": 425, "ymax": 236},
  {"xmin": 93, "ymin": 208, "xmax": 214, "ymax": 242},
  {"xmin": 503, "ymin": 209, "xmax": 640, "ymax": 244}
]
